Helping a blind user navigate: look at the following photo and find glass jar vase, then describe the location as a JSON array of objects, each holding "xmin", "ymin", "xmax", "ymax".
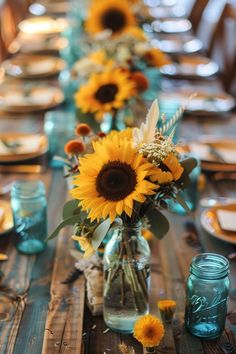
[
  {"xmin": 185, "ymin": 253, "xmax": 230, "ymax": 339},
  {"xmin": 11, "ymin": 180, "xmax": 48, "ymax": 254},
  {"xmin": 103, "ymin": 222, "xmax": 151, "ymax": 333}
]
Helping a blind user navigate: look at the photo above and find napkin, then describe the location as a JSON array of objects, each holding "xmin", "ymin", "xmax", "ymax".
[
  {"xmin": 0, "ymin": 135, "xmax": 42, "ymax": 155},
  {"xmin": 189, "ymin": 142, "xmax": 236, "ymax": 163},
  {"xmin": 217, "ymin": 209, "xmax": 236, "ymax": 232}
]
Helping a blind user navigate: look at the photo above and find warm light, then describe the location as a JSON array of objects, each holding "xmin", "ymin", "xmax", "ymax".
[{"xmin": 18, "ymin": 16, "xmax": 68, "ymax": 35}]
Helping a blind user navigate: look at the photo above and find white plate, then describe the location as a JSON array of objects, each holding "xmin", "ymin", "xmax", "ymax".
[
  {"xmin": 150, "ymin": 35, "xmax": 203, "ymax": 54},
  {"xmin": 2, "ymin": 55, "xmax": 66, "ymax": 79},
  {"xmin": 149, "ymin": 5, "xmax": 186, "ymax": 19},
  {"xmin": 0, "ymin": 83, "xmax": 64, "ymax": 112},
  {"xmin": 159, "ymin": 91, "xmax": 235, "ymax": 115},
  {"xmin": 0, "ymin": 133, "xmax": 48, "ymax": 162},
  {"xmin": 201, "ymin": 204, "xmax": 236, "ymax": 244},
  {"xmin": 160, "ymin": 55, "xmax": 219, "ymax": 79},
  {"xmin": 152, "ymin": 18, "xmax": 192, "ymax": 33},
  {"xmin": 18, "ymin": 16, "xmax": 68, "ymax": 35}
]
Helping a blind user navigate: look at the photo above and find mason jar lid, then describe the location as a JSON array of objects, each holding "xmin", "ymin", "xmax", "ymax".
[
  {"xmin": 11, "ymin": 180, "xmax": 46, "ymax": 200},
  {"xmin": 190, "ymin": 253, "xmax": 230, "ymax": 280}
]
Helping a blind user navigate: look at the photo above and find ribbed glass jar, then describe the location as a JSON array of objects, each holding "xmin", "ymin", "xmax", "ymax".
[
  {"xmin": 11, "ymin": 180, "xmax": 48, "ymax": 254},
  {"xmin": 185, "ymin": 253, "xmax": 230, "ymax": 339},
  {"xmin": 103, "ymin": 222, "xmax": 151, "ymax": 333}
]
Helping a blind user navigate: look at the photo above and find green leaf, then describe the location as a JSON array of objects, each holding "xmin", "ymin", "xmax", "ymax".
[
  {"xmin": 180, "ymin": 157, "xmax": 198, "ymax": 175},
  {"xmin": 63, "ymin": 200, "xmax": 80, "ymax": 220},
  {"xmin": 146, "ymin": 207, "xmax": 169, "ymax": 239},
  {"xmin": 92, "ymin": 219, "xmax": 111, "ymax": 250},
  {"xmin": 76, "ymin": 109, "xmax": 100, "ymax": 133},
  {"xmin": 174, "ymin": 194, "xmax": 192, "ymax": 214},
  {"xmin": 47, "ymin": 215, "xmax": 81, "ymax": 240}
]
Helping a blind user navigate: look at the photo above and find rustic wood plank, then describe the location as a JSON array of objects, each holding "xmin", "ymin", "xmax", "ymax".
[
  {"xmin": 10, "ymin": 170, "xmax": 70, "ymax": 354},
  {"xmin": 0, "ymin": 172, "xmax": 53, "ymax": 353},
  {"xmin": 158, "ymin": 226, "xmax": 205, "ymax": 354},
  {"xmin": 42, "ymin": 230, "xmax": 85, "ymax": 353}
]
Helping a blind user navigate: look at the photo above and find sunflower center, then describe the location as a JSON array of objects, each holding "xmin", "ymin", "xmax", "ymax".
[
  {"xmin": 96, "ymin": 161, "xmax": 137, "ymax": 201},
  {"xmin": 95, "ymin": 84, "xmax": 119, "ymax": 104},
  {"xmin": 144, "ymin": 327, "xmax": 155, "ymax": 338},
  {"xmin": 101, "ymin": 8, "xmax": 127, "ymax": 33},
  {"xmin": 159, "ymin": 162, "xmax": 170, "ymax": 172}
]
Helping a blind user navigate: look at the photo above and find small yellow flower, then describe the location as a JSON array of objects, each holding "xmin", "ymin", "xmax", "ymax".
[
  {"xmin": 133, "ymin": 314, "xmax": 164, "ymax": 347},
  {"xmin": 72, "ymin": 235, "xmax": 95, "ymax": 258},
  {"xmin": 158, "ymin": 300, "xmax": 176, "ymax": 323}
]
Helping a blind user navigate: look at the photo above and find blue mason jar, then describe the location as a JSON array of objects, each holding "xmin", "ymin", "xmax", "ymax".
[
  {"xmin": 11, "ymin": 180, "xmax": 48, "ymax": 254},
  {"xmin": 185, "ymin": 253, "xmax": 230, "ymax": 339}
]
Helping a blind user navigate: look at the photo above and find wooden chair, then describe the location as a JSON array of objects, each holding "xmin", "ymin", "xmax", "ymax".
[
  {"xmin": 188, "ymin": 0, "xmax": 210, "ymax": 34},
  {"xmin": 0, "ymin": 0, "xmax": 30, "ymax": 62},
  {"xmin": 207, "ymin": 3, "xmax": 236, "ymax": 93}
]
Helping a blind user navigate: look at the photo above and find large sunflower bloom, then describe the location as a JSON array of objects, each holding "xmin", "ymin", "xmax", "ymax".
[
  {"xmin": 71, "ymin": 135, "xmax": 157, "ymax": 223},
  {"xmin": 133, "ymin": 314, "xmax": 164, "ymax": 347},
  {"xmin": 74, "ymin": 68, "xmax": 136, "ymax": 121},
  {"xmin": 149, "ymin": 153, "xmax": 183, "ymax": 184},
  {"xmin": 85, "ymin": 0, "xmax": 137, "ymax": 37}
]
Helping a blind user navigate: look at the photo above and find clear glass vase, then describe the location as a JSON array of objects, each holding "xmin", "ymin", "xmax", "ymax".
[{"xmin": 103, "ymin": 222, "xmax": 151, "ymax": 333}]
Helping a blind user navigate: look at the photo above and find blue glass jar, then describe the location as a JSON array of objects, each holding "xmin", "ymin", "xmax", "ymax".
[
  {"xmin": 44, "ymin": 110, "xmax": 76, "ymax": 167},
  {"xmin": 185, "ymin": 253, "xmax": 230, "ymax": 339},
  {"xmin": 11, "ymin": 180, "xmax": 48, "ymax": 254}
]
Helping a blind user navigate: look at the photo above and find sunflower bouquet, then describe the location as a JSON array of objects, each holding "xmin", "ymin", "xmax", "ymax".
[
  {"xmin": 74, "ymin": 66, "xmax": 138, "ymax": 130},
  {"xmin": 48, "ymin": 99, "xmax": 197, "ymax": 331},
  {"xmin": 84, "ymin": 0, "xmax": 149, "ymax": 38}
]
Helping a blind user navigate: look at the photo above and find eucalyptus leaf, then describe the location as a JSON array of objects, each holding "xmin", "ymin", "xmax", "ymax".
[
  {"xmin": 174, "ymin": 194, "xmax": 192, "ymax": 214},
  {"xmin": 63, "ymin": 200, "xmax": 80, "ymax": 220},
  {"xmin": 47, "ymin": 215, "xmax": 81, "ymax": 240},
  {"xmin": 180, "ymin": 157, "xmax": 197, "ymax": 175},
  {"xmin": 92, "ymin": 218, "xmax": 111, "ymax": 250},
  {"xmin": 146, "ymin": 207, "xmax": 169, "ymax": 239},
  {"xmin": 77, "ymin": 109, "xmax": 100, "ymax": 133}
]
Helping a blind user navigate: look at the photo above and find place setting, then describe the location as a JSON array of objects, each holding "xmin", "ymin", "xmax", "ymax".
[
  {"xmin": 2, "ymin": 54, "xmax": 66, "ymax": 79},
  {"xmin": 160, "ymin": 55, "xmax": 219, "ymax": 79},
  {"xmin": 150, "ymin": 34, "xmax": 203, "ymax": 55},
  {"xmin": 159, "ymin": 90, "xmax": 235, "ymax": 116},
  {"xmin": 0, "ymin": 80, "xmax": 64, "ymax": 113}
]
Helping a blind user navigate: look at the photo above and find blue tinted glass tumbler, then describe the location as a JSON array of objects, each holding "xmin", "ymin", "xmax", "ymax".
[
  {"xmin": 11, "ymin": 180, "xmax": 48, "ymax": 254},
  {"xmin": 185, "ymin": 253, "xmax": 230, "ymax": 339}
]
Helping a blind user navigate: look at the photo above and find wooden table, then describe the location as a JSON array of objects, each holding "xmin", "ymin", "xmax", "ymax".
[{"xmin": 0, "ymin": 103, "xmax": 236, "ymax": 354}]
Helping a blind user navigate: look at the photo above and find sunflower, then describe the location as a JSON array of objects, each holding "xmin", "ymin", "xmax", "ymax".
[
  {"xmin": 144, "ymin": 48, "xmax": 171, "ymax": 68},
  {"xmin": 133, "ymin": 314, "xmax": 164, "ymax": 347},
  {"xmin": 74, "ymin": 68, "xmax": 136, "ymax": 121},
  {"xmin": 149, "ymin": 153, "xmax": 183, "ymax": 184},
  {"xmin": 71, "ymin": 135, "xmax": 157, "ymax": 223},
  {"xmin": 85, "ymin": 0, "xmax": 137, "ymax": 37}
]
